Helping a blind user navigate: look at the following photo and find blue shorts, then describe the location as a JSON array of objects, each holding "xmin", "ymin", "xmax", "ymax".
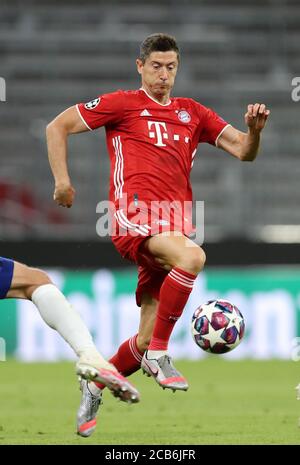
[{"xmin": 0, "ymin": 257, "xmax": 14, "ymax": 299}]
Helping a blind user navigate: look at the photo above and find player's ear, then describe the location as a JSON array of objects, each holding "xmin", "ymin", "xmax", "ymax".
[{"xmin": 136, "ymin": 59, "xmax": 143, "ymax": 75}]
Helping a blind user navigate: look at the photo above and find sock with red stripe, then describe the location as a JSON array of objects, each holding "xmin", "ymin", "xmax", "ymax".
[
  {"xmin": 94, "ymin": 334, "xmax": 144, "ymax": 389},
  {"xmin": 148, "ymin": 267, "xmax": 197, "ymax": 351}
]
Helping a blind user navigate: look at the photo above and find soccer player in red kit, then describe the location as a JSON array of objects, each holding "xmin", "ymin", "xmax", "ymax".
[{"xmin": 47, "ymin": 33, "xmax": 270, "ymax": 436}]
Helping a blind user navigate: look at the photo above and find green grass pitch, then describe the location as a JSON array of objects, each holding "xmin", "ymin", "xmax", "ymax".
[{"xmin": 0, "ymin": 359, "xmax": 299, "ymax": 445}]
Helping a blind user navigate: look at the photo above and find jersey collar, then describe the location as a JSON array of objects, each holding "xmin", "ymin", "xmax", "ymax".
[{"xmin": 140, "ymin": 87, "xmax": 172, "ymax": 107}]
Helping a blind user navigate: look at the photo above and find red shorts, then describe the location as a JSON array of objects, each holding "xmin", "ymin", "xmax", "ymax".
[{"xmin": 111, "ymin": 207, "xmax": 195, "ymax": 306}]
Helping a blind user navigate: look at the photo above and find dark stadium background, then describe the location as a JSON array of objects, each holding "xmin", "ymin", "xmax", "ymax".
[{"xmin": 0, "ymin": 0, "xmax": 299, "ymax": 347}]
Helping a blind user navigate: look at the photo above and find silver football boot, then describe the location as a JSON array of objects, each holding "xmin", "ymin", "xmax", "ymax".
[
  {"xmin": 76, "ymin": 351, "xmax": 140, "ymax": 403},
  {"xmin": 77, "ymin": 379, "xmax": 102, "ymax": 437},
  {"xmin": 141, "ymin": 351, "xmax": 188, "ymax": 392}
]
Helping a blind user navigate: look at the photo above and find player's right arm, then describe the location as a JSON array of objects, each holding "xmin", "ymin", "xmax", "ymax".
[
  {"xmin": 46, "ymin": 106, "xmax": 89, "ymax": 208},
  {"xmin": 47, "ymin": 91, "xmax": 124, "ymax": 208}
]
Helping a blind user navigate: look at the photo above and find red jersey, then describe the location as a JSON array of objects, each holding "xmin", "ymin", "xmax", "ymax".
[{"xmin": 76, "ymin": 88, "xmax": 229, "ymax": 210}]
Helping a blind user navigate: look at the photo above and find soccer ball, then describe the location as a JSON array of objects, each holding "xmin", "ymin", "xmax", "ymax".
[{"xmin": 191, "ymin": 300, "xmax": 245, "ymax": 354}]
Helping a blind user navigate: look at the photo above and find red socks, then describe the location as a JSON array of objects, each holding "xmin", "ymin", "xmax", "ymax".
[
  {"xmin": 148, "ymin": 267, "xmax": 196, "ymax": 351},
  {"xmin": 95, "ymin": 334, "xmax": 144, "ymax": 389},
  {"xmin": 94, "ymin": 268, "xmax": 196, "ymax": 389}
]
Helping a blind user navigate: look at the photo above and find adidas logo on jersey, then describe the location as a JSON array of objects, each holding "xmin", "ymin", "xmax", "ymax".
[{"xmin": 140, "ymin": 109, "xmax": 152, "ymax": 116}]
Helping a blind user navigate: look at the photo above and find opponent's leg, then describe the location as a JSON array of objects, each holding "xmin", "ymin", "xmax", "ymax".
[
  {"xmin": 4, "ymin": 259, "xmax": 140, "ymax": 408},
  {"xmin": 141, "ymin": 233, "xmax": 206, "ymax": 390},
  {"xmin": 7, "ymin": 260, "xmax": 111, "ymax": 367}
]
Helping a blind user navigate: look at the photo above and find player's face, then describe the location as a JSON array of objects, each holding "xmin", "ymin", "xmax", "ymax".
[{"xmin": 136, "ymin": 51, "xmax": 179, "ymax": 99}]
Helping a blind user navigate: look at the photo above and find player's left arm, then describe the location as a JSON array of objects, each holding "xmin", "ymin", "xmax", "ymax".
[{"xmin": 217, "ymin": 103, "xmax": 270, "ymax": 161}]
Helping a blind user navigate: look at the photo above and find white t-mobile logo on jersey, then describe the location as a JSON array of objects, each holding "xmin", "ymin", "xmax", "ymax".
[{"xmin": 148, "ymin": 121, "xmax": 168, "ymax": 147}]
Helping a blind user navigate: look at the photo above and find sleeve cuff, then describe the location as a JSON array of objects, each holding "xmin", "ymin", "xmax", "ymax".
[
  {"xmin": 76, "ymin": 104, "xmax": 92, "ymax": 131},
  {"xmin": 215, "ymin": 124, "xmax": 231, "ymax": 147}
]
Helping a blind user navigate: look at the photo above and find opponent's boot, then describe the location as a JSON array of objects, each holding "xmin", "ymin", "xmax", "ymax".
[
  {"xmin": 77, "ymin": 379, "xmax": 102, "ymax": 437},
  {"xmin": 76, "ymin": 351, "xmax": 140, "ymax": 403}
]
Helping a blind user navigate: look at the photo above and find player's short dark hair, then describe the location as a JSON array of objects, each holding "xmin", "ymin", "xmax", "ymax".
[{"xmin": 139, "ymin": 33, "xmax": 180, "ymax": 63}]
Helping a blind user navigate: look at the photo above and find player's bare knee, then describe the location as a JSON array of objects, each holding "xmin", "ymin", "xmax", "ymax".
[
  {"xmin": 192, "ymin": 247, "xmax": 206, "ymax": 272},
  {"xmin": 36, "ymin": 269, "xmax": 52, "ymax": 286},
  {"xmin": 176, "ymin": 247, "xmax": 206, "ymax": 274},
  {"xmin": 25, "ymin": 268, "xmax": 52, "ymax": 299}
]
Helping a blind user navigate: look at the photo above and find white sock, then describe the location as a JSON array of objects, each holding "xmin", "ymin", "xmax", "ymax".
[
  {"xmin": 146, "ymin": 349, "xmax": 168, "ymax": 359},
  {"xmin": 31, "ymin": 284, "xmax": 105, "ymax": 362}
]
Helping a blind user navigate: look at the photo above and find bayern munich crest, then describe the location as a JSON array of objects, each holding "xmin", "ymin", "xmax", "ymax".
[{"xmin": 177, "ymin": 110, "xmax": 191, "ymax": 123}]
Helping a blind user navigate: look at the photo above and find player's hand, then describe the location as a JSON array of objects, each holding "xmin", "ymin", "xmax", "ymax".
[
  {"xmin": 245, "ymin": 103, "xmax": 270, "ymax": 132},
  {"xmin": 53, "ymin": 183, "xmax": 75, "ymax": 208}
]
